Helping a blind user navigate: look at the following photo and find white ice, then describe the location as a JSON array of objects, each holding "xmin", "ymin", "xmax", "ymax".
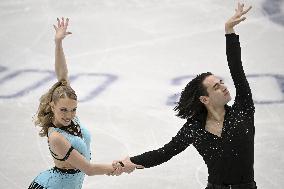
[{"xmin": 0, "ymin": 0, "xmax": 284, "ymax": 188}]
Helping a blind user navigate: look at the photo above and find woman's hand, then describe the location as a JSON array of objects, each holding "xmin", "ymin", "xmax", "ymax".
[
  {"xmin": 225, "ymin": 3, "xmax": 252, "ymax": 34},
  {"xmin": 53, "ymin": 17, "xmax": 72, "ymax": 43},
  {"xmin": 106, "ymin": 161, "xmax": 124, "ymax": 176}
]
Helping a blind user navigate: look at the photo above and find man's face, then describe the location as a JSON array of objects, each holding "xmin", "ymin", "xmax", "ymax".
[{"xmin": 201, "ymin": 75, "xmax": 232, "ymax": 107}]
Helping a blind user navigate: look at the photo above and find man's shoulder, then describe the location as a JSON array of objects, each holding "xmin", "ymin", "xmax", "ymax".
[{"xmin": 185, "ymin": 118, "xmax": 201, "ymax": 129}]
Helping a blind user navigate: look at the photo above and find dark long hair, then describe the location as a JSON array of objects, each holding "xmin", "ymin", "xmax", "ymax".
[{"xmin": 174, "ymin": 72, "xmax": 212, "ymax": 120}]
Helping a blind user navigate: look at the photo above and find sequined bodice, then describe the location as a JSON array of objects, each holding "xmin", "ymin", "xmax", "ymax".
[{"xmin": 49, "ymin": 117, "xmax": 92, "ymax": 161}]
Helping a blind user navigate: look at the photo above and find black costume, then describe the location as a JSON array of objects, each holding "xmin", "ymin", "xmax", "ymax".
[{"xmin": 131, "ymin": 33, "xmax": 256, "ymax": 189}]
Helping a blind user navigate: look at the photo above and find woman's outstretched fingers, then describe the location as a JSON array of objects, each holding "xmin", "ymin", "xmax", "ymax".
[
  {"xmin": 242, "ymin": 5, "xmax": 252, "ymax": 15},
  {"xmin": 65, "ymin": 18, "xmax": 69, "ymax": 28},
  {"xmin": 61, "ymin": 17, "xmax": 65, "ymax": 27},
  {"xmin": 57, "ymin": 18, "xmax": 60, "ymax": 27},
  {"xmin": 53, "ymin": 25, "xmax": 58, "ymax": 32},
  {"xmin": 54, "ymin": 17, "xmax": 72, "ymax": 42}
]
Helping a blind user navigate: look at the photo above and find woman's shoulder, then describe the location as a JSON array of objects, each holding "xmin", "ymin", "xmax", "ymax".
[
  {"xmin": 48, "ymin": 128, "xmax": 69, "ymax": 146},
  {"xmin": 47, "ymin": 126, "xmax": 62, "ymax": 137}
]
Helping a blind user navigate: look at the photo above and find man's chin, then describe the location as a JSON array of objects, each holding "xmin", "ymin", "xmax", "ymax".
[{"xmin": 225, "ymin": 97, "xmax": 232, "ymax": 104}]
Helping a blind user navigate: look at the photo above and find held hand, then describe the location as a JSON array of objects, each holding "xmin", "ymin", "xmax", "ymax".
[
  {"xmin": 225, "ymin": 3, "xmax": 252, "ymax": 33},
  {"xmin": 106, "ymin": 161, "xmax": 123, "ymax": 176},
  {"xmin": 53, "ymin": 17, "xmax": 72, "ymax": 42},
  {"xmin": 121, "ymin": 156, "xmax": 145, "ymax": 174}
]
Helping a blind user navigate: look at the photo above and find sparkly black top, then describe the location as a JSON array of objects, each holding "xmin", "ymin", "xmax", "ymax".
[{"xmin": 130, "ymin": 33, "xmax": 255, "ymax": 185}]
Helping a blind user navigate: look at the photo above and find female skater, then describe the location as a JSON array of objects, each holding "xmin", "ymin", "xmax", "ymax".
[{"xmin": 28, "ymin": 18, "xmax": 122, "ymax": 189}]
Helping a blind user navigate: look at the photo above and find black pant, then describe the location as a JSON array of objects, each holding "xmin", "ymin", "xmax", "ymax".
[{"xmin": 205, "ymin": 181, "xmax": 257, "ymax": 189}]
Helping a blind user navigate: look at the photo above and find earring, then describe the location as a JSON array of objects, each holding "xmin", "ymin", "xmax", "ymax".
[{"xmin": 49, "ymin": 114, "xmax": 54, "ymax": 120}]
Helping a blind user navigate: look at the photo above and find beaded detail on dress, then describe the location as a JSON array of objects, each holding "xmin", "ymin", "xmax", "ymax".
[{"xmin": 51, "ymin": 119, "xmax": 82, "ymax": 138}]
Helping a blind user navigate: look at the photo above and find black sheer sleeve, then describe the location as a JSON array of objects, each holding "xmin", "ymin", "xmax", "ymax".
[
  {"xmin": 130, "ymin": 122, "xmax": 193, "ymax": 168},
  {"xmin": 226, "ymin": 33, "xmax": 255, "ymax": 115}
]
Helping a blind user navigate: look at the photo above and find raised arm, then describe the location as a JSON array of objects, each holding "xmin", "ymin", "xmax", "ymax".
[
  {"xmin": 225, "ymin": 3, "xmax": 254, "ymax": 113},
  {"xmin": 53, "ymin": 17, "xmax": 72, "ymax": 84}
]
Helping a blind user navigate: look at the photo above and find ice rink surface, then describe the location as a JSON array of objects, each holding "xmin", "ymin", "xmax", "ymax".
[{"xmin": 0, "ymin": 0, "xmax": 284, "ymax": 188}]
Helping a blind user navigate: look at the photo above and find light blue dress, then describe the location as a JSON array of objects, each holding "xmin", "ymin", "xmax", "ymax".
[{"xmin": 28, "ymin": 117, "xmax": 91, "ymax": 189}]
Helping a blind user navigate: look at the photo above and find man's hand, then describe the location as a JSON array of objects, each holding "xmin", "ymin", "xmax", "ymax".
[
  {"xmin": 121, "ymin": 156, "xmax": 145, "ymax": 174},
  {"xmin": 111, "ymin": 156, "xmax": 145, "ymax": 175},
  {"xmin": 225, "ymin": 3, "xmax": 252, "ymax": 34},
  {"xmin": 53, "ymin": 17, "xmax": 72, "ymax": 43}
]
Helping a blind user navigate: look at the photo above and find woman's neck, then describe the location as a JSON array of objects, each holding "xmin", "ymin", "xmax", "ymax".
[{"xmin": 52, "ymin": 120, "xmax": 65, "ymax": 128}]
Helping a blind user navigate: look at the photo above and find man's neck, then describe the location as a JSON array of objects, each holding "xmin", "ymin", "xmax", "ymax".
[{"xmin": 206, "ymin": 105, "xmax": 226, "ymax": 122}]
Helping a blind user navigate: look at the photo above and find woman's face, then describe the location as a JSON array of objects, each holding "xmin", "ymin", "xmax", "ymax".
[{"xmin": 50, "ymin": 97, "xmax": 77, "ymax": 127}]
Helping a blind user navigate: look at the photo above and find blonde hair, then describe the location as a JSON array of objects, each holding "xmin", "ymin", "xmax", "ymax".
[{"xmin": 34, "ymin": 80, "xmax": 77, "ymax": 137}]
